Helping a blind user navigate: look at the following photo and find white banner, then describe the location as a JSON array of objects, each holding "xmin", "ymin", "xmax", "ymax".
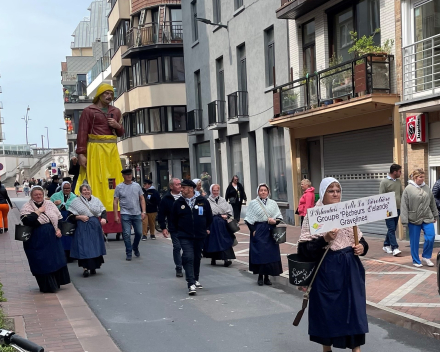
[{"xmin": 307, "ymin": 192, "xmax": 397, "ymax": 235}]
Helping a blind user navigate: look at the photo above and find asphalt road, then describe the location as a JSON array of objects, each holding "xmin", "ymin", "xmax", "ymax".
[{"xmin": 13, "ymin": 197, "xmax": 440, "ymax": 352}]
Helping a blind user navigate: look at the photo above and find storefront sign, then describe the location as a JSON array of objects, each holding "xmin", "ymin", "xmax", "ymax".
[
  {"xmin": 406, "ymin": 114, "xmax": 427, "ymax": 143},
  {"xmin": 307, "ymin": 192, "xmax": 397, "ymax": 235}
]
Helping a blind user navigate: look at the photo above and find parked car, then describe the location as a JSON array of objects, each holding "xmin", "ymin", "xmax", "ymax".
[{"xmin": 437, "ymin": 251, "xmax": 440, "ymax": 295}]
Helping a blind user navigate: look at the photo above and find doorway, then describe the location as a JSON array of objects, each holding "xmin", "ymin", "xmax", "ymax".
[{"xmin": 156, "ymin": 161, "xmax": 169, "ymax": 196}]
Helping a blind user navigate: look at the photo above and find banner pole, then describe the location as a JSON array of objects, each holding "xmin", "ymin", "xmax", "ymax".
[{"xmin": 353, "ymin": 225, "xmax": 359, "ymax": 246}]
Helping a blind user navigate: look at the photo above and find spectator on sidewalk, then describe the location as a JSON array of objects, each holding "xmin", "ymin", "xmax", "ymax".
[
  {"xmin": 0, "ymin": 181, "xmax": 13, "ymax": 234},
  {"xmin": 20, "ymin": 186, "xmax": 71, "ymax": 293},
  {"xmin": 225, "ymin": 175, "xmax": 247, "ymax": 222},
  {"xmin": 379, "ymin": 164, "xmax": 403, "ymax": 256},
  {"xmin": 158, "ymin": 178, "xmax": 183, "ymax": 277},
  {"xmin": 172, "ymin": 179, "xmax": 212, "ymax": 295},
  {"xmin": 297, "ymin": 179, "xmax": 315, "ymax": 226},
  {"xmin": 46, "ymin": 175, "xmax": 59, "ymax": 198},
  {"xmin": 69, "ymin": 184, "xmax": 107, "ymax": 277},
  {"xmin": 298, "ymin": 177, "xmax": 369, "ymax": 351},
  {"xmin": 401, "ymin": 168, "xmax": 438, "ymax": 267},
  {"xmin": 141, "ymin": 179, "xmax": 161, "ymax": 241},
  {"xmin": 69, "ymin": 156, "xmax": 80, "ymax": 194},
  {"xmin": 14, "ymin": 180, "xmax": 20, "ymax": 196},
  {"xmin": 192, "ymin": 179, "xmax": 206, "ymax": 198},
  {"xmin": 244, "ymin": 183, "xmax": 283, "ymax": 286},
  {"xmin": 114, "ymin": 169, "xmax": 146, "ymax": 261},
  {"xmin": 23, "ymin": 180, "xmax": 30, "ymax": 197}
]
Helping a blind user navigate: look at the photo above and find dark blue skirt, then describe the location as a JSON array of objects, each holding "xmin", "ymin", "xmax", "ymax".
[
  {"xmin": 60, "ymin": 210, "xmax": 72, "ymax": 251},
  {"xmin": 249, "ymin": 222, "xmax": 282, "ymax": 276},
  {"xmin": 204, "ymin": 216, "xmax": 234, "ymax": 253},
  {"xmin": 70, "ymin": 217, "xmax": 106, "ymax": 260},
  {"xmin": 309, "ymin": 246, "xmax": 368, "ymax": 341},
  {"xmin": 23, "ymin": 223, "xmax": 67, "ymax": 276}
]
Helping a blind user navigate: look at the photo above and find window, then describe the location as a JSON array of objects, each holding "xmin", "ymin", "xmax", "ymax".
[
  {"xmin": 216, "ymin": 57, "xmax": 225, "ymax": 101},
  {"xmin": 132, "ymin": 58, "xmax": 142, "ymax": 87},
  {"xmin": 264, "ymin": 26, "xmax": 275, "ymax": 87},
  {"xmin": 213, "ymin": 0, "xmax": 221, "ymax": 23},
  {"xmin": 195, "ymin": 70, "xmax": 202, "ymax": 110},
  {"xmin": 147, "ymin": 59, "xmax": 159, "ymax": 83},
  {"xmin": 195, "ymin": 142, "xmax": 212, "ymax": 189},
  {"xmin": 113, "ymin": 20, "xmax": 129, "ymax": 53},
  {"xmin": 164, "ymin": 57, "xmax": 171, "ymax": 82},
  {"xmin": 191, "ymin": 1, "xmax": 198, "ymax": 42},
  {"xmin": 150, "ymin": 108, "xmax": 161, "ymax": 132},
  {"xmin": 302, "ymin": 20, "xmax": 316, "ymax": 73},
  {"xmin": 128, "ymin": 66, "xmax": 133, "ymax": 89},
  {"xmin": 172, "ymin": 57, "xmax": 185, "ymax": 81},
  {"xmin": 234, "ymin": 0, "xmax": 243, "ymax": 11},
  {"xmin": 266, "ymin": 128, "xmax": 287, "ymax": 202},
  {"xmin": 237, "ymin": 44, "xmax": 247, "ymax": 91},
  {"xmin": 230, "ymin": 135, "xmax": 243, "ymax": 182},
  {"xmin": 173, "ymin": 107, "xmax": 187, "ymax": 131}
]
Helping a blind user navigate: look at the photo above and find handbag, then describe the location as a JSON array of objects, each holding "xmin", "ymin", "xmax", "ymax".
[
  {"xmin": 292, "ymin": 248, "xmax": 330, "ymax": 326},
  {"xmin": 229, "ymin": 197, "xmax": 236, "ymax": 204},
  {"xmin": 226, "ymin": 218, "xmax": 240, "ymax": 233},
  {"xmin": 15, "ymin": 216, "xmax": 33, "ymax": 242},
  {"xmin": 256, "ymin": 200, "xmax": 287, "ymax": 244},
  {"xmin": 60, "ymin": 214, "xmax": 76, "ymax": 236}
]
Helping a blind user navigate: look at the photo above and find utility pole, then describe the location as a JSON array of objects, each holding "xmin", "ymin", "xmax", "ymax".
[
  {"xmin": 41, "ymin": 135, "xmax": 44, "ymax": 149},
  {"xmin": 21, "ymin": 106, "xmax": 30, "ymax": 145},
  {"xmin": 45, "ymin": 127, "xmax": 49, "ymax": 149}
]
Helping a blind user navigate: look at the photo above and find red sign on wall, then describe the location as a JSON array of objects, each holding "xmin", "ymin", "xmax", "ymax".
[{"xmin": 406, "ymin": 114, "xmax": 427, "ymax": 144}]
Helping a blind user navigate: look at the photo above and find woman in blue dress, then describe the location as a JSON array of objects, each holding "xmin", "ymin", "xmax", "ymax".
[
  {"xmin": 50, "ymin": 181, "xmax": 76, "ymax": 262},
  {"xmin": 20, "ymin": 186, "xmax": 71, "ymax": 293},
  {"xmin": 244, "ymin": 183, "xmax": 283, "ymax": 286},
  {"xmin": 69, "ymin": 184, "xmax": 107, "ymax": 277}
]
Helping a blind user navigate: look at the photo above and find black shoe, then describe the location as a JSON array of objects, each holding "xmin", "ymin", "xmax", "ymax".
[
  {"xmin": 224, "ymin": 260, "xmax": 232, "ymax": 267},
  {"xmin": 4, "ymin": 228, "xmax": 8, "ymax": 232},
  {"xmin": 257, "ymin": 278, "xmax": 264, "ymax": 286},
  {"xmin": 176, "ymin": 270, "xmax": 183, "ymax": 277},
  {"xmin": 150, "ymin": 235, "xmax": 156, "ymax": 240},
  {"xmin": 90, "ymin": 269, "xmax": 96, "ymax": 275},
  {"xmin": 116, "ymin": 233, "xmax": 121, "ymax": 241},
  {"xmin": 133, "ymin": 249, "xmax": 140, "ymax": 257},
  {"xmin": 126, "ymin": 256, "xmax": 132, "ymax": 261},
  {"xmin": 83, "ymin": 270, "xmax": 90, "ymax": 278},
  {"xmin": 141, "ymin": 236, "xmax": 147, "ymax": 241},
  {"xmin": 0, "ymin": 229, "xmax": 3, "ymax": 234},
  {"xmin": 264, "ymin": 278, "xmax": 272, "ymax": 286},
  {"xmin": 211, "ymin": 259, "xmax": 216, "ymax": 266}
]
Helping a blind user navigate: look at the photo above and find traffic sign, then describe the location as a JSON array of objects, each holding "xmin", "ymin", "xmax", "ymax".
[
  {"xmin": 0, "ymin": 163, "xmax": 3, "ymax": 171},
  {"xmin": 51, "ymin": 162, "xmax": 56, "ymax": 167}
]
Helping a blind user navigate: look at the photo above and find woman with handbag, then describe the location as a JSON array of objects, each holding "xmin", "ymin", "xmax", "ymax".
[
  {"xmin": 244, "ymin": 183, "xmax": 283, "ymax": 286},
  {"xmin": 298, "ymin": 177, "xmax": 369, "ymax": 352},
  {"xmin": 225, "ymin": 175, "xmax": 247, "ymax": 222},
  {"xmin": 50, "ymin": 181, "xmax": 77, "ymax": 262},
  {"xmin": 20, "ymin": 186, "xmax": 71, "ymax": 293},
  {"xmin": 298, "ymin": 179, "xmax": 315, "ymax": 226},
  {"xmin": 204, "ymin": 184, "xmax": 236, "ymax": 267},
  {"xmin": 68, "ymin": 184, "xmax": 107, "ymax": 277}
]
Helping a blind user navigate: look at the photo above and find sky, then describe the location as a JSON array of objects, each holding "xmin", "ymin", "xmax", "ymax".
[{"xmin": 0, "ymin": 0, "xmax": 95, "ymax": 148}]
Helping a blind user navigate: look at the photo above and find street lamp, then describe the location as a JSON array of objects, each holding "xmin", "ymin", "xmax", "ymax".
[
  {"xmin": 41, "ymin": 135, "xmax": 45, "ymax": 149},
  {"xmin": 45, "ymin": 127, "xmax": 49, "ymax": 149},
  {"xmin": 196, "ymin": 17, "xmax": 228, "ymax": 29},
  {"xmin": 21, "ymin": 106, "xmax": 30, "ymax": 145}
]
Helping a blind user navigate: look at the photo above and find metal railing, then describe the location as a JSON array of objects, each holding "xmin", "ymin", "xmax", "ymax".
[
  {"xmin": 127, "ymin": 21, "xmax": 183, "ymax": 49},
  {"xmin": 87, "ymin": 49, "xmax": 112, "ymax": 86},
  {"xmin": 227, "ymin": 91, "xmax": 249, "ymax": 119},
  {"xmin": 208, "ymin": 100, "xmax": 226, "ymax": 126},
  {"xmin": 187, "ymin": 109, "xmax": 203, "ymax": 131},
  {"xmin": 272, "ymin": 53, "xmax": 393, "ymax": 117},
  {"xmin": 402, "ymin": 33, "xmax": 440, "ymax": 101}
]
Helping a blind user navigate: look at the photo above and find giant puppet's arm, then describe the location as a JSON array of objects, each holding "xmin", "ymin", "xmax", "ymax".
[{"xmin": 112, "ymin": 109, "xmax": 124, "ymax": 137}]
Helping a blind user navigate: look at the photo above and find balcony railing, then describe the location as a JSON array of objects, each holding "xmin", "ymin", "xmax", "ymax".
[
  {"xmin": 227, "ymin": 91, "xmax": 249, "ymax": 119},
  {"xmin": 86, "ymin": 49, "xmax": 112, "ymax": 86},
  {"xmin": 402, "ymin": 33, "xmax": 440, "ymax": 101},
  {"xmin": 127, "ymin": 21, "xmax": 183, "ymax": 49},
  {"xmin": 208, "ymin": 100, "xmax": 226, "ymax": 126},
  {"xmin": 273, "ymin": 54, "xmax": 393, "ymax": 117},
  {"xmin": 187, "ymin": 109, "xmax": 203, "ymax": 132}
]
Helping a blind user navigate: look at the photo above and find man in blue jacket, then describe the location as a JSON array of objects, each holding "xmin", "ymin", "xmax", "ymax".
[
  {"xmin": 172, "ymin": 179, "xmax": 212, "ymax": 295},
  {"xmin": 158, "ymin": 178, "xmax": 183, "ymax": 277}
]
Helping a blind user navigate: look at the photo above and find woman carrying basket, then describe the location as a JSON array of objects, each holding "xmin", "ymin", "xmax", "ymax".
[
  {"xmin": 298, "ymin": 177, "xmax": 369, "ymax": 352},
  {"xmin": 244, "ymin": 183, "xmax": 283, "ymax": 286}
]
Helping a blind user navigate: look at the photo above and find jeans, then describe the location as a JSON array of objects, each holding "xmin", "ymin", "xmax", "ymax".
[
  {"xmin": 180, "ymin": 238, "xmax": 204, "ymax": 287},
  {"xmin": 384, "ymin": 209, "xmax": 400, "ymax": 250},
  {"xmin": 170, "ymin": 232, "xmax": 182, "ymax": 270},
  {"xmin": 121, "ymin": 214, "xmax": 143, "ymax": 257},
  {"xmin": 408, "ymin": 222, "xmax": 436, "ymax": 264}
]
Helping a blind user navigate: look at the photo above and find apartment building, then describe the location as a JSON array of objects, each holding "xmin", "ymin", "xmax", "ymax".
[
  {"xmin": 61, "ymin": 0, "xmax": 111, "ymax": 157},
  {"xmin": 182, "ymin": 0, "xmax": 293, "ymax": 220},
  {"xmin": 272, "ymin": 0, "xmax": 400, "ymax": 234},
  {"xmin": 109, "ymin": 0, "xmax": 189, "ymax": 191}
]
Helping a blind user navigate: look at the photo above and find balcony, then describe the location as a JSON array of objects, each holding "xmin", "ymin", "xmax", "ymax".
[
  {"xmin": 277, "ymin": 0, "xmax": 330, "ymax": 19},
  {"xmin": 187, "ymin": 109, "xmax": 203, "ymax": 135},
  {"xmin": 109, "ymin": 0, "xmax": 130, "ymax": 34},
  {"xmin": 227, "ymin": 91, "xmax": 249, "ymax": 123},
  {"xmin": 87, "ymin": 49, "xmax": 112, "ymax": 87},
  {"xmin": 208, "ymin": 100, "xmax": 227, "ymax": 130}
]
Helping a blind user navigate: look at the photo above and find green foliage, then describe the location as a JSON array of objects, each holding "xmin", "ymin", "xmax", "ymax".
[
  {"xmin": 0, "ymin": 283, "xmax": 15, "ymax": 352},
  {"xmin": 322, "ymin": 54, "xmax": 344, "ymax": 85},
  {"xmin": 348, "ymin": 28, "xmax": 394, "ymax": 57}
]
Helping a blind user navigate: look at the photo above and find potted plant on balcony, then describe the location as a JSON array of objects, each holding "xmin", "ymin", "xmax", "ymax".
[
  {"xmin": 281, "ymin": 88, "xmax": 299, "ymax": 115},
  {"xmin": 321, "ymin": 54, "xmax": 347, "ymax": 104}
]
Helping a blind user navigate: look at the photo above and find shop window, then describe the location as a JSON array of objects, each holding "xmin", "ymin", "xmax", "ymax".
[
  {"xmin": 230, "ymin": 135, "xmax": 243, "ymax": 182},
  {"xmin": 266, "ymin": 128, "xmax": 287, "ymax": 202}
]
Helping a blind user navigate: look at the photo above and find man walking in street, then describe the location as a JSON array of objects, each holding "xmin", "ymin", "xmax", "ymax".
[
  {"xmin": 114, "ymin": 169, "xmax": 146, "ymax": 261},
  {"xmin": 379, "ymin": 163, "xmax": 403, "ymax": 256},
  {"xmin": 172, "ymin": 179, "xmax": 212, "ymax": 295},
  {"xmin": 142, "ymin": 179, "xmax": 161, "ymax": 241},
  {"xmin": 158, "ymin": 178, "xmax": 183, "ymax": 277}
]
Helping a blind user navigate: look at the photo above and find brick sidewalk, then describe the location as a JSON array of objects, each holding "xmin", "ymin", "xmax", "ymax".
[{"xmin": 0, "ymin": 194, "xmax": 121, "ymax": 352}]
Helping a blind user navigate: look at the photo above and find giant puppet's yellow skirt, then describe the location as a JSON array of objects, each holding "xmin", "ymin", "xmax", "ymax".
[{"xmin": 76, "ymin": 134, "xmax": 123, "ymax": 211}]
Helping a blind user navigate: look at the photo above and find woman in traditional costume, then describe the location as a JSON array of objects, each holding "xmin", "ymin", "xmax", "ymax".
[
  {"xmin": 20, "ymin": 186, "xmax": 71, "ymax": 293},
  {"xmin": 69, "ymin": 184, "xmax": 107, "ymax": 277},
  {"xmin": 244, "ymin": 183, "xmax": 283, "ymax": 286},
  {"xmin": 298, "ymin": 177, "xmax": 369, "ymax": 352},
  {"xmin": 204, "ymin": 184, "xmax": 236, "ymax": 267}
]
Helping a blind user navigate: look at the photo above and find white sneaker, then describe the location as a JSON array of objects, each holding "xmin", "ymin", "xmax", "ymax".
[
  {"xmin": 195, "ymin": 281, "xmax": 203, "ymax": 289},
  {"xmin": 188, "ymin": 285, "xmax": 197, "ymax": 295},
  {"xmin": 383, "ymin": 246, "xmax": 392, "ymax": 254},
  {"xmin": 413, "ymin": 263, "xmax": 423, "ymax": 268},
  {"xmin": 421, "ymin": 258, "xmax": 435, "ymax": 267},
  {"xmin": 392, "ymin": 249, "xmax": 402, "ymax": 256}
]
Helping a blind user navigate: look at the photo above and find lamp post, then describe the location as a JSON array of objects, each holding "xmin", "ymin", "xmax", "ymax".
[
  {"xmin": 45, "ymin": 127, "xmax": 49, "ymax": 149},
  {"xmin": 41, "ymin": 135, "xmax": 45, "ymax": 150},
  {"xmin": 21, "ymin": 106, "xmax": 30, "ymax": 145},
  {"xmin": 196, "ymin": 18, "xmax": 228, "ymax": 29}
]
